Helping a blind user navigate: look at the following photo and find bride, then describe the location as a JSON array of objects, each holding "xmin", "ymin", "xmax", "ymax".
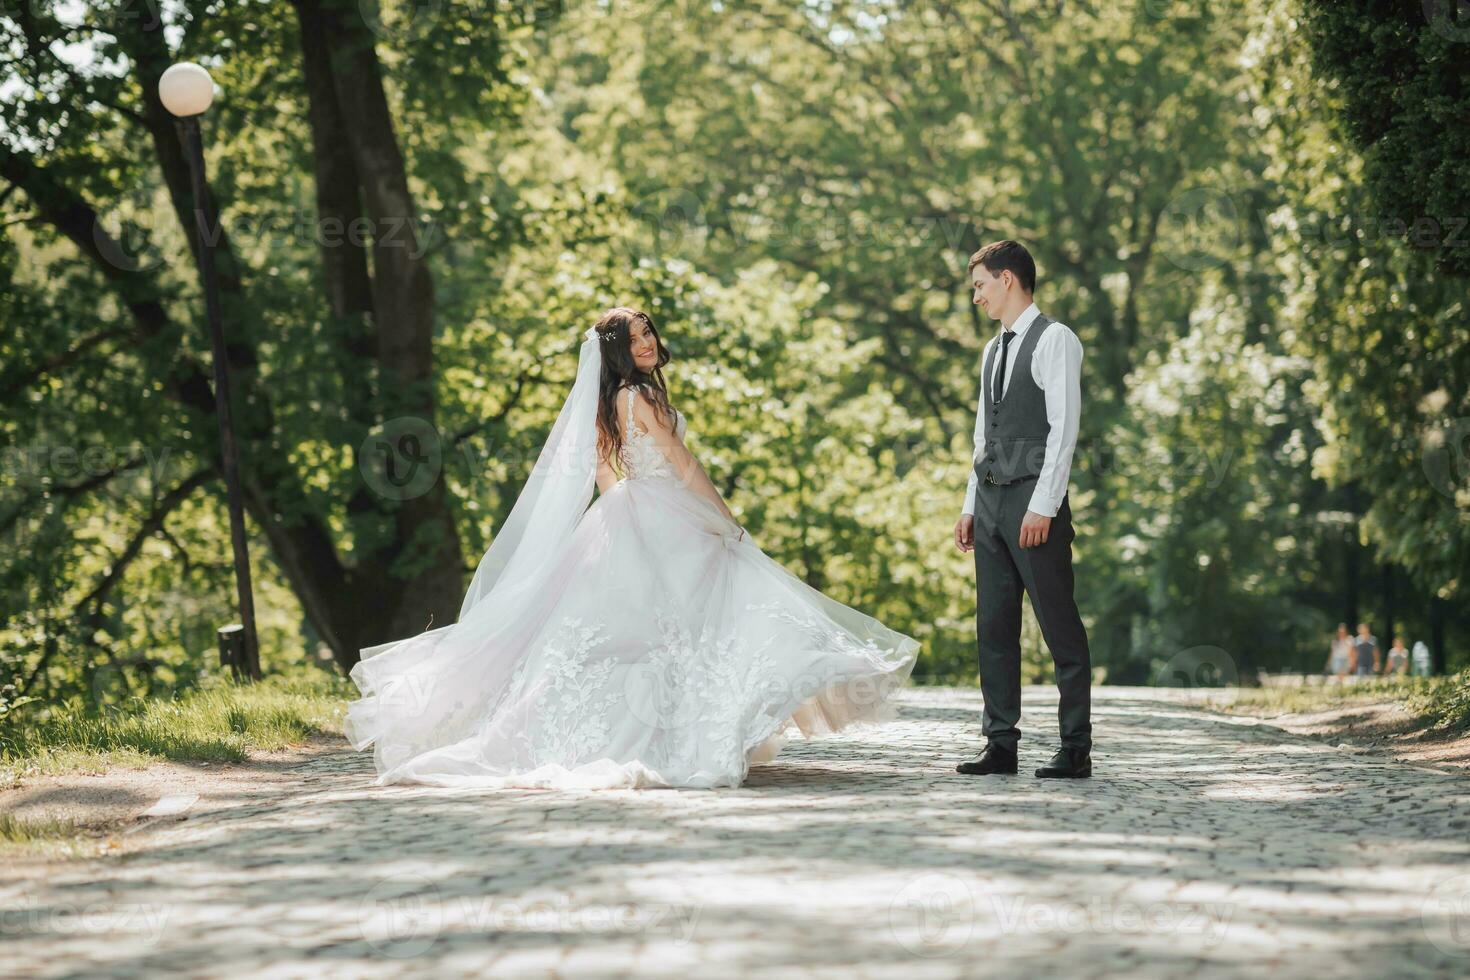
[{"xmin": 343, "ymin": 307, "xmax": 920, "ymax": 789}]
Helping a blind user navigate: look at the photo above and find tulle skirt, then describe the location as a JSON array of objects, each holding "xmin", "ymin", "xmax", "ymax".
[{"xmin": 342, "ymin": 473, "xmax": 921, "ymax": 790}]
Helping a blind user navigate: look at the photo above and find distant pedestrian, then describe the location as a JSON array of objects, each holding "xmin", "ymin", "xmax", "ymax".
[
  {"xmin": 1411, "ymin": 640, "xmax": 1433, "ymax": 677},
  {"xmin": 1385, "ymin": 636, "xmax": 1409, "ymax": 677},
  {"xmin": 1326, "ymin": 623, "xmax": 1353, "ymax": 681},
  {"xmin": 1352, "ymin": 623, "xmax": 1379, "ymax": 678}
]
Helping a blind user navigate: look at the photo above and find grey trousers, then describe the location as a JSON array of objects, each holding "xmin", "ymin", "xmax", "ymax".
[{"xmin": 971, "ymin": 470, "xmax": 1092, "ymax": 751}]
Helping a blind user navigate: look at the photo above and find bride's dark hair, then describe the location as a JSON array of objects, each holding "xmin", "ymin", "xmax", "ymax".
[{"xmin": 591, "ymin": 306, "xmax": 675, "ymax": 472}]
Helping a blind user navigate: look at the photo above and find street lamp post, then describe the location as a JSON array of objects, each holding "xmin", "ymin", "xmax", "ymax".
[{"xmin": 159, "ymin": 62, "xmax": 261, "ymax": 681}]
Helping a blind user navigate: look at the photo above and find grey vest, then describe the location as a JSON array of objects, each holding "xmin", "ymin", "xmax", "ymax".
[{"xmin": 975, "ymin": 314, "xmax": 1054, "ymax": 485}]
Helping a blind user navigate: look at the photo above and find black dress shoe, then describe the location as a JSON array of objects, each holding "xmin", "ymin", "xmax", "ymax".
[
  {"xmin": 1034, "ymin": 745, "xmax": 1091, "ymax": 778},
  {"xmin": 956, "ymin": 743, "xmax": 1018, "ymax": 775}
]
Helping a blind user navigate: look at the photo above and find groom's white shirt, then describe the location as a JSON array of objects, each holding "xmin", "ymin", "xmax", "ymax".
[{"xmin": 961, "ymin": 302, "xmax": 1083, "ymax": 519}]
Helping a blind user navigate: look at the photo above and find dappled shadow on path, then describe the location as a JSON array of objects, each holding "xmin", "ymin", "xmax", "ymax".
[{"xmin": 7, "ymin": 687, "xmax": 1469, "ymax": 976}]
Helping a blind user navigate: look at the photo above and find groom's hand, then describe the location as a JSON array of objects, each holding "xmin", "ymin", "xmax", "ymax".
[
  {"xmin": 1019, "ymin": 511, "xmax": 1051, "ymax": 548},
  {"xmin": 954, "ymin": 514, "xmax": 974, "ymax": 553}
]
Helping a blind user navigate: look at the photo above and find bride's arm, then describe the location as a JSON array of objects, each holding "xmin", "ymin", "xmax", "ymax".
[
  {"xmin": 629, "ymin": 391, "xmax": 738, "ymax": 523},
  {"xmin": 595, "ymin": 454, "xmax": 618, "ymax": 494}
]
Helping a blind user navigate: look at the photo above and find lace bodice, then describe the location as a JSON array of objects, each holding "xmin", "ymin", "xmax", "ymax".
[{"xmin": 617, "ymin": 385, "xmax": 686, "ymax": 482}]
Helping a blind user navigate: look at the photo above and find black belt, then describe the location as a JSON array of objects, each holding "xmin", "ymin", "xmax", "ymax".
[{"xmin": 978, "ymin": 468, "xmax": 1038, "ymax": 488}]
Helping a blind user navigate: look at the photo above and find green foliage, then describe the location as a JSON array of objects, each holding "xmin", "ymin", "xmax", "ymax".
[
  {"xmin": 1300, "ymin": 0, "xmax": 1470, "ymax": 277},
  {"xmin": 1255, "ymin": 0, "xmax": 1469, "ymax": 617},
  {"xmin": 1406, "ymin": 668, "xmax": 1470, "ymax": 731},
  {"xmin": 1, "ymin": 0, "xmax": 1465, "ymax": 704},
  {"xmin": 0, "ymin": 0, "xmax": 539, "ymax": 700},
  {"xmin": 1100, "ymin": 286, "xmax": 1331, "ymax": 681},
  {"xmin": 0, "ymin": 683, "xmax": 39, "ymax": 723}
]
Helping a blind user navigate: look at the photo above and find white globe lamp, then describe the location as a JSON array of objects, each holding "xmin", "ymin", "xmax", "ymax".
[{"xmin": 158, "ymin": 62, "xmax": 216, "ymax": 117}]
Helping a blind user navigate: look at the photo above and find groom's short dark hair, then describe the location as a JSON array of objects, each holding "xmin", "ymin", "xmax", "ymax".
[{"xmin": 968, "ymin": 240, "xmax": 1036, "ymax": 294}]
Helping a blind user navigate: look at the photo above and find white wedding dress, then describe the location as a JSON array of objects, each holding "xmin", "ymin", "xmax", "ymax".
[{"xmin": 343, "ymin": 385, "xmax": 920, "ymax": 789}]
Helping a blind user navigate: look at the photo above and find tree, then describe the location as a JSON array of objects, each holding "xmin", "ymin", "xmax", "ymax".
[
  {"xmin": 1261, "ymin": 0, "xmax": 1468, "ymax": 672},
  {"xmin": 1, "ymin": 0, "xmax": 537, "ymax": 689},
  {"xmin": 1300, "ymin": 0, "xmax": 1470, "ymax": 277}
]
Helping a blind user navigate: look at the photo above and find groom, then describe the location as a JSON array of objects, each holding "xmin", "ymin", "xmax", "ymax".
[{"xmin": 952, "ymin": 240, "xmax": 1093, "ymax": 779}]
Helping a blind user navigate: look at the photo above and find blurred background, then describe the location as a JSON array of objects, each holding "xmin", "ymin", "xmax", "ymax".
[{"xmin": 1, "ymin": 0, "xmax": 1466, "ymax": 716}]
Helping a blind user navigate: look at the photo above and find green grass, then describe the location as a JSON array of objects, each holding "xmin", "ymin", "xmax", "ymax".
[
  {"xmin": 0, "ymin": 811, "xmax": 87, "ymax": 844},
  {"xmin": 0, "ymin": 671, "xmax": 352, "ymax": 786},
  {"xmin": 1220, "ymin": 677, "xmax": 1430, "ymax": 713},
  {"xmin": 1218, "ymin": 670, "xmax": 1470, "ymax": 732}
]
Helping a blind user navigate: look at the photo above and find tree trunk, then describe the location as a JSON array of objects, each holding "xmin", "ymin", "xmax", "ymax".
[
  {"xmin": 121, "ymin": 12, "xmax": 403, "ymax": 669},
  {"xmin": 1429, "ymin": 595, "xmax": 1448, "ymax": 676},
  {"xmin": 5, "ymin": 8, "xmax": 470, "ymax": 673},
  {"xmin": 1380, "ymin": 561, "xmax": 1396, "ymax": 653},
  {"xmin": 293, "ymin": 0, "xmax": 466, "ymax": 645},
  {"xmin": 1344, "ymin": 482, "xmax": 1364, "ymax": 630}
]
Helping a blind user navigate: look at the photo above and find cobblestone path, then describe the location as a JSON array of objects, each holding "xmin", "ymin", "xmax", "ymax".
[{"xmin": 5, "ymin": 687, "xmax": 1469, "ymax": 978}]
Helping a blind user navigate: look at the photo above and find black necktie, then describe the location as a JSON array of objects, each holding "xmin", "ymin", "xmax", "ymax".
[{"xmin": 994, "ymin": 329, "xmax": 1016, "ymax": 404}]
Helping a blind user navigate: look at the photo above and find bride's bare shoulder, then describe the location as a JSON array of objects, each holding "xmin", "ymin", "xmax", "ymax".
[
  {"xmin": 622, "ymin": 384, "xmax": 680, "ymax": 434},
  {"xmin": 614, "ymin": 384, "xmax": 637, "ymax": 427},
  {"xmin": 615, "ymin": 383, "xmax": 653, "ymax": 427}
]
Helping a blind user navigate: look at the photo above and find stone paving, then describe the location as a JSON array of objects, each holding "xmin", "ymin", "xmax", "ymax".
[{"xmin": 4, "ymin": 686, "xmax": 1470, "ymax": 978}]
